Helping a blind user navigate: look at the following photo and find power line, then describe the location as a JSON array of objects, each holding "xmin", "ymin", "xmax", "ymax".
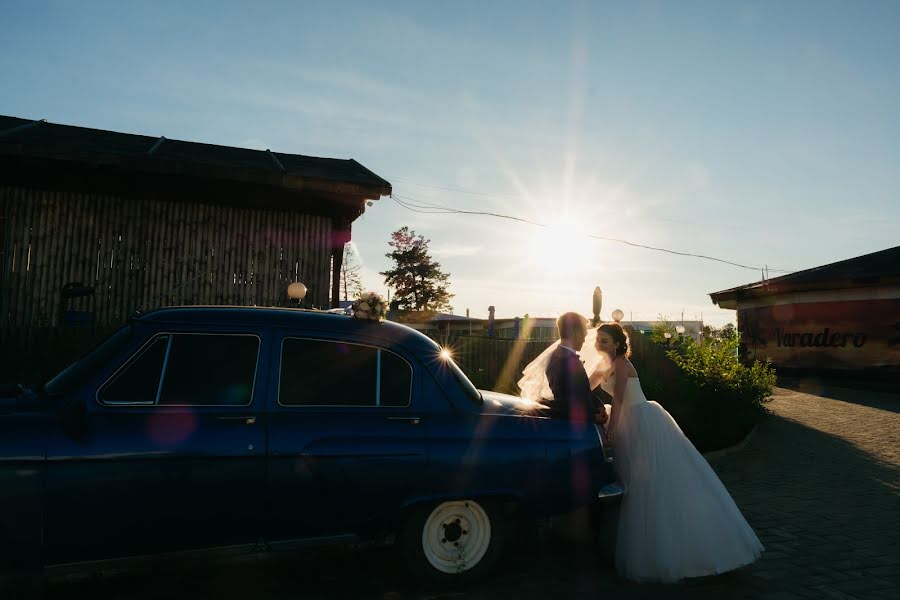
[
  {"xmin": 390, "ymin": 178, "xmax": 525, "ymax": 201},
  {"xmin": 393, "ymin": 194, "xmax": 545, "ymax": 226},
  {"xmin": 389, "ymin": 194, "xmax": 793, "ymax": 273},
  {"xmin": 391, "ymin": 178, "xmax": 748, "ymax": 230}
]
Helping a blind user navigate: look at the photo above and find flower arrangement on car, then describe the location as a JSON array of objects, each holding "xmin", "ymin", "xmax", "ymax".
[{"xmin": 351, "ymin": 291, "xmax": 388, "ymax": 321}]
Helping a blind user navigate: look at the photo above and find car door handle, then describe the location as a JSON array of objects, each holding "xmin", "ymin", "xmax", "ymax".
[
  {"xmin": 386, "ymin": 416, "xmax": 421, "ymax": 425},
  {"xmin": 217, "ymin": 416, "xmax": 257, "ymax": 425}
]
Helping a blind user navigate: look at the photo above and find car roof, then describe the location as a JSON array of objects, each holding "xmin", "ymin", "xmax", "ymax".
[{"xmin": 133, "ymin": 305, "xmax": 442, "ymax": 353}]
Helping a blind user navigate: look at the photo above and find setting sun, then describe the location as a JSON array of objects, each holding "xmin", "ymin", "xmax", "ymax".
[{"xmin": 528, "ymin": 216, "xmax": 596, "ymax": 277}]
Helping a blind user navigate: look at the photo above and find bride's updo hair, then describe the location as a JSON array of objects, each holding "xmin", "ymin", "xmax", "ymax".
[{"xmin": 598, "ymin": 322, "xmax": 631, "ymax": 358}]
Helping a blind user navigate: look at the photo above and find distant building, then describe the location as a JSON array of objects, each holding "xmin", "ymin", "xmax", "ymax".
[
  {"xmin": 492, "ymin": 317, "xmax": 558, "ymax": 341},
  {"xmin": 710, "ymin": 246, "xmax": 900, "ymax": 378},
  {"xmin": 404, "ymin": 313, "xmax": 484, "ymax": 340},
  {"xmin": 398, "ymin": 313, "xmax": 560, "ymax": 341}
]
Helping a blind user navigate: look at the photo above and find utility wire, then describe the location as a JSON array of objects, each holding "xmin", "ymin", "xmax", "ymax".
[
  {"xmin": 391, "ymin": 178, "xmax": 524, "ymax": 201},
  {"xmin": 389, "ymin": 193, "xmax": 793, "ymax": 273},
  {"xmin": 393, "ymin": 194, "xmax": 546, "ymax": 226}
]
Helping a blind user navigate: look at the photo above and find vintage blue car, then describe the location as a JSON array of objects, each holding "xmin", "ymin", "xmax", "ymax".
[{"xmin": 1, "ymin": 306, "xmax": 618, "ymax": 587}]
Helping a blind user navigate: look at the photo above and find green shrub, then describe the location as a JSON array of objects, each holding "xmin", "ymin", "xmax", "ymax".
[
  {"xmin": 666, "ymin": 329, "xmax": 775, "ymax": 418},
  {"xmin": 644, "ymin": 323, "xmax": 776, "ymax": 452}
]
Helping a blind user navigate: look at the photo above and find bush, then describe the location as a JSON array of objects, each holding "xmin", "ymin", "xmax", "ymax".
[
  {"xmin": 645, "ymin": 324, "xmax": 776, "ymax": 452},
  {"xmin": 649, "ymin": 315, "xmax": 676, "ymax": 345}
]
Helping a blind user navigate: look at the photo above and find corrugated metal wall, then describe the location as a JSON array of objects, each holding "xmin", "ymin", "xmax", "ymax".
[{"xmin": 0, "ymin": 186, "xmax": 333, "ymax": 328}]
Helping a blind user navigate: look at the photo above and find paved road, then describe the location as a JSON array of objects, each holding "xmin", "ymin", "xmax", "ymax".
[{"xmin": 46, "ymin": 382, "xmax": 900, "ymax": 600}]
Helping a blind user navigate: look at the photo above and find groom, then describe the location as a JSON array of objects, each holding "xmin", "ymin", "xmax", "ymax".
[{"xmin": 541, "ymin": 312, "xmax": 609, "ymax": 426}]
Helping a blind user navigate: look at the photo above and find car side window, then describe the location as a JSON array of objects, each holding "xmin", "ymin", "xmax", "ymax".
[
  {"xmin": 379, "ymin": 349, "xmax": 413, "ymax": 407},
  {"xmin": 279, "ymin": 338, "xmax": 411, "ymax": 407},
  {"xmin": 99, "ymin": 333, "xmax": 259, "ymax": 406},
  {"xmin": 99, "ymin": 335, "xmax": 169, "ymax": 404},
  {"xmin": 158, "ymin": 334, "xmax": 259, "ymax": 406}
]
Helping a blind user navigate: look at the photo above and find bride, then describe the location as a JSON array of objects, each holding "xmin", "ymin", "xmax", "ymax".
[
  {"xmin": 586, "ymin": 322, "xmax": 763, "ymax": 582},
  {"xmin": 519, "ymin": 322, "xmax": 763, "ymax": 582}
]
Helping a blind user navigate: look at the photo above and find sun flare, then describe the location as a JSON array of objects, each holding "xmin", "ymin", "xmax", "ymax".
[{"xmin": 528, "ymin": 216, "xmax": 595, "ymax": 277}]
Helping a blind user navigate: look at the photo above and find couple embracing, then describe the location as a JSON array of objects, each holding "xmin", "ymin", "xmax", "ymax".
[{"xmin": 519, "ymin": 312, "xmax": 763, "ymax": 583}]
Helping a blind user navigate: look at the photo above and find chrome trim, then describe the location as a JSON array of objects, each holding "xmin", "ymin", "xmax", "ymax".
[
  {"xmin": 267, "ymin": 534, "xmax": 359, "ymax": 551},
  {"xmin": 44, "ymin": 542, "xmax": 260, "ymax": 580},
  {"xmin": 97, "ymin": 335, "xmax": 169, "ymax": 406},
  {"xmin": 97, "ymin": 332, "xmax": 261, "ymax": 407},
  {"xmin": 155, "ymin": 335, "xmax": 173, "ymax": 404},
  {"xmin": 375, "ymin": 349, "xmax": 382, "ymax": 407},
  {"xmin": 276, "ymin": 336, "xmax": 412, "ymax": 408}
]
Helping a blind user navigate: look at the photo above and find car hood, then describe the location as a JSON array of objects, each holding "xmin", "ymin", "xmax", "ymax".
[{"xmin": 478, "ymin": 390, "xmax": 548, "ymax": 417}]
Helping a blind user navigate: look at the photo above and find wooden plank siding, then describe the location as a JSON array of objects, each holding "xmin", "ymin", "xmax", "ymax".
[{"xmin": 0, "ymin": 186, "xmax": 333, "ymax": 328}]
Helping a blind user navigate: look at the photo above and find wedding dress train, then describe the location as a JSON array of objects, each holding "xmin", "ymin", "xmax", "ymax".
[{"xmin": 606, "ymin": 377, "xmax": 763, "ymax": 582}]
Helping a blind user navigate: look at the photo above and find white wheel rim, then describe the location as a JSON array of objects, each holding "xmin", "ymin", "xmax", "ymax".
[{"xmin": 421, "ymin": 500, "xmax": 492, "ymax": 574}]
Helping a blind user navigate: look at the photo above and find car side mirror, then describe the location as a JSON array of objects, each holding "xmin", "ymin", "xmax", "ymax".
[{"xmin": 59, "ymin": 397, "xmax": 86, "ymax": 439}]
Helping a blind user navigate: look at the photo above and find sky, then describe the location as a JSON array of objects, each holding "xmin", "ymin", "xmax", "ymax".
[{"xmin": 2, "ymin": 1, "xmax": 898, "ymax": 326}]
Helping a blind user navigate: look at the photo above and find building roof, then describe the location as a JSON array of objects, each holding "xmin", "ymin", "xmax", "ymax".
[
  {"xmin": 0, "ymin": 115, "xmax": 391, "ymax": 215},
  {"xmin": 710, "ymin": 245, "xmax": 900, "ymax": 309}
]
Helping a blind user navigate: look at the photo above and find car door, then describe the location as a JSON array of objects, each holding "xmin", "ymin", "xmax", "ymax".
[
  {"xmin": 43, "ymin": 329, "xmax": 267, "ymax": 565},
  {"xmin": 0, "ymin": 397, "xmax": 46, "ymax": 576},
  {"xmin": 265, "ymin": 334, "xmax": 425, "ymax": 544}
]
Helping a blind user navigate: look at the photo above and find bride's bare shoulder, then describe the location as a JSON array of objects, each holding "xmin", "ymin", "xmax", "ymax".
[{"xmin": 616, "ymin": 356, "xmax": 638, "ymax": 377}]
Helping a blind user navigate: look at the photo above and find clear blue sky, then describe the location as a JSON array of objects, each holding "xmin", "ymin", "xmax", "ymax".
[{"xmin": 3, "ymin": 1, "xmax": 898, "ymax": 325}]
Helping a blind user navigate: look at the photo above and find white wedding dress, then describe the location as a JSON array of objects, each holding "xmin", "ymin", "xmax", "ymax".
[{"xmin": 602, "ymin": 376, "xmax": 763, "ymax": 582}]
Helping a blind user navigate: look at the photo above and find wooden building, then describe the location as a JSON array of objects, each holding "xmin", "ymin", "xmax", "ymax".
[
  {"xmin": 0, "ymin": 115, "xmax": 391, "ymax": 329},
  {"xmin": 710, "ymin": 246, "xmax": 900, "ymax": 378}
]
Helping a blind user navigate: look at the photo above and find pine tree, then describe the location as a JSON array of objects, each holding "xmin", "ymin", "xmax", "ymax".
[
  {"xmin": 380, "ymin": 226, "xmax": 453, "ymax": 314},
  {"xmin": 340, "ymin": 243, "xmax": 365, "ymax": 301}
]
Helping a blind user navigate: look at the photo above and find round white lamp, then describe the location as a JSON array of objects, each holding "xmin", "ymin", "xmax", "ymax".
[
  {"xmin": 664, "ymin": 332, "xmax": 672, "ymax": 339},
  {"xmin": 675, "ymin": 325, "xmax": 686, "ymax": 335},
  {"xmin": 611, "ymin": 309, "xmax": 624, "ymax": 323},
  {"xmin": 287, "ymin": 281, "xmax": 307, "ymax": 305}
]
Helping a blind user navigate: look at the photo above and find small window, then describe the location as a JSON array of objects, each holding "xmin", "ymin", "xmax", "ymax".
[
  {"xmin": 99, "ymin": 335, "xmax": 169, "ymax": 404},
  {"xmin": 280, "ymin": 338, "xmax": 411, "ymax": 407},
  {"xmin": 380, "ymin": 350, "xmax": 412, "ymax": 407},
  {"xmin": 158, "ymin": 334, "xmax": 259, "ymax": 406}
]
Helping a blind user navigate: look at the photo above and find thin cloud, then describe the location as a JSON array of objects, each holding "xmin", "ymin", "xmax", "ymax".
[{"xmin": 432, "ymin": 244, "xmax": 482, "ymax": 258}]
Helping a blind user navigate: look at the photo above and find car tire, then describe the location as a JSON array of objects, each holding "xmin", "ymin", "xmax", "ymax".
[{"xmin": 400, "ymin": 498, "xmax": 506, "ymax": 586}]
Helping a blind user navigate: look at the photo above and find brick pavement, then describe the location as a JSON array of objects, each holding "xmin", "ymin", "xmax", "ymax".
[
  {"xmin": 46, "ymin": 382, "xmax": 900, "ymax": 600},
  {"xmin": 697, "ymin": 381, "xmax": 900, "ymax": 599}
]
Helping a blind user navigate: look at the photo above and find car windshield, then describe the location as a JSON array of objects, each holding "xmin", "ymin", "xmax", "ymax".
[{"xmin": 43, "ymin": 324, "xmax": 135, "ymax": 396}]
